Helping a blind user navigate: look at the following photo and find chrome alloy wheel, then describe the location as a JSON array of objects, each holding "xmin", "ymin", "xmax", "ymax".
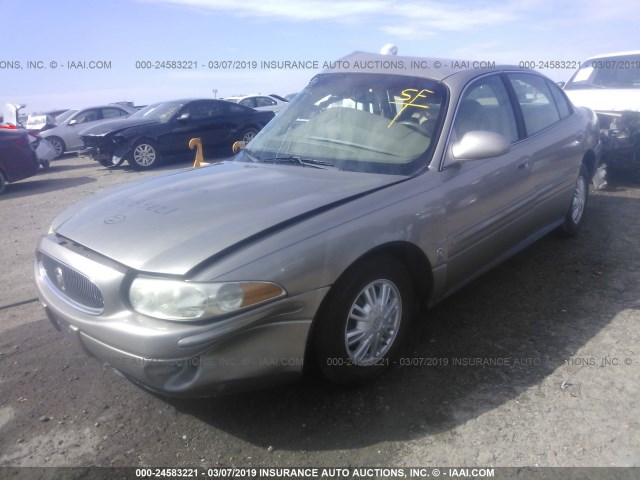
[
  {"xmin": 344, "ymin": 279, "xmax": 402, "ymax": 365},
  {"xmin": 133, "ymin": 143, "xmax": 156, "ymax": 167},
  {"xmin": 571, "ymin": 175, "xmax": 587, "ymax": 224},
  {"xmin": 242, "ymin": 130, "xmax": 256, "ymax": 143}
]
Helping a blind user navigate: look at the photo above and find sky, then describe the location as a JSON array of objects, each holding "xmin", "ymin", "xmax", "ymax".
[{"xmin": 2, "ymin": 0, "xmax": 639, "ymax": 114}]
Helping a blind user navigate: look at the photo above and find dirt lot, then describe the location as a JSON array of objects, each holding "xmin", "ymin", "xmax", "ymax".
[{"xmin": 0, "ymin": 155, "xmax": 638, "ymax": 472}]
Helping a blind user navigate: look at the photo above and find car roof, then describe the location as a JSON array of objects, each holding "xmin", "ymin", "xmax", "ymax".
[
  {"xmin": 77, "ymin": 104, "xmax": 135, "ymax": 111},
  {"xmin": 582, "ymin": 50, "xmax": 640, "ymax": 60},
  {"xmin": 225, "ymin": 95, "xmax": 270, "ymax": 99},
  {"xmin": 322, "ymin": 51, "xmax": 522, "ymax": 83}
]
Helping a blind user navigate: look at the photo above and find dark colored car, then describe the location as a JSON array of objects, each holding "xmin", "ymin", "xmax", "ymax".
[
  {"xmin": 0, "ymin": 127, "xmax": 40, "ymax": 194},
  {"xmin": 80, "ymin": 99, "xmax": 275, "ymax": 169}
]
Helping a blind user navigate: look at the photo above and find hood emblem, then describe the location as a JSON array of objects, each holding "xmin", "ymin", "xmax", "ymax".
[
  {"xmin": 54, "ymin": 267, "xmax": 66, "ymax": 292},
  {"xmin": 104, "ymin": 214, "xmax": 126, "ymax": 224}
]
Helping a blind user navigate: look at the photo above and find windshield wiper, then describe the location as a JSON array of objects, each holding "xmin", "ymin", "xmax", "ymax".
[
  {"xmin": 259, "ymin": 155, "xmax": 335, "ymax": 169},
  {"xmin": 243, "ymin": 148, "xmax": 260, "ymax": 162}
]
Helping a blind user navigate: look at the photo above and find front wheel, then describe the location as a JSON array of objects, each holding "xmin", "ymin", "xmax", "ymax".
[
  {"xmin": 128, "ymin": 140, "xmax": 160, "ymax": 170},
  {"xmin": 558, "ymin": 164, "xmax": 589, "ymax": 237},
  {"xmin": 313, "ymin": 256, "xmax": 414, "ymax": 385}
]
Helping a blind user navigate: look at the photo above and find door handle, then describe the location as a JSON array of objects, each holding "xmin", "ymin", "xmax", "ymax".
[{"xmin": 517, "ymin": 157, "xmax": 531, "ymax": 171}]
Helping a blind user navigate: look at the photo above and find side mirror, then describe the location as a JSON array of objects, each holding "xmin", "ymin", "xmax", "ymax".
[
  {"xmin": 556, "ymin": 81, "xmax": 566, "ymax": 88},
  {"xmin": 176, "ymin": 113, "xmax": 190, "ymax": 122},
  {"xmin": 68, "ymin": 119, "xmax": 78, "ymax": 126},
  {"xmin": 451, "ymin": 131, "xmax": 510, "ymax": 160}
]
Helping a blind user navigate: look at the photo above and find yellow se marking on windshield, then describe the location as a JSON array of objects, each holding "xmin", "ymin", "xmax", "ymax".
[{"xmin": 388, "ymin": 88, "xmax": 434, "ymax": 128}]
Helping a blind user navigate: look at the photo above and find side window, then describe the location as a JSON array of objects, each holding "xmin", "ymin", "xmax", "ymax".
[
  {"xmin": 239, "ymin": 98, "xmax": 254, "ymax": 108},
  {"xmin": 507, "ymin": 73, "xmax": 561, "ymax": 135},
  {"xmin": 452, "ymin": 75, "xmax": 518, "ymax": 144},
  {"xmin": 547, "ymin": 80, "xmax": 572, "ymax": 119},
  {"xmin": 229, "ymin": 104, "xmax": 249, "ymax": 114},
  {"xmin": 102, "ymin": 107, "xmax": 128, "ymax": 119},
  {"xmin": 73, "ymin": 109, "xmax": 100, "ymax": 124},
  {"xmin": 256, "ymin": 97, "xmax": 277, "ymax": 107},
  {"xmin": 182, "ymin": 101, "xmax": 224, "ymax": 120}
]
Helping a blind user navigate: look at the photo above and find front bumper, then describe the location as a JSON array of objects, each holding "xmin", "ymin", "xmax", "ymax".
[
  {"xmin": 597, "ymin": 111, "xmax": 640, "ymax": 170},
  {"xmin": 34, "ymin": 233, "xmax": 328, "ymax": 396},
  {"xmin": 81, "ymin": 136, "xmax": 131, "ymax": 165}
]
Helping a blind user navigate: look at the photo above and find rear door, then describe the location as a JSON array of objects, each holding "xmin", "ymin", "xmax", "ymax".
[{"xmin": 505, "ymin": 73, "xmax": 584, "ymax": 229}]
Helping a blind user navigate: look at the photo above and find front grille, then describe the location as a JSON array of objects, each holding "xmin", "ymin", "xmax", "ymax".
[{"xmin": 40, "ymin": 254, "xmax": 104, "ymax": 313}]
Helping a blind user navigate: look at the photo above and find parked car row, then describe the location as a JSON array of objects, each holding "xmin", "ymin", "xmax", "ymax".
[
  {"xmin": 40, "ymin": 104, "xmax": 136, "ymax": 158},
  {"xmin": 223, "ymin": 94, "xmax": 289, "ymax": 113},
  {"xmin": 80, "ymin": 99, "xmax": 275, "ymax": 169},
  {"xmin": 36, "ymin": 50, "xmax": 602, "ymax": 396}
]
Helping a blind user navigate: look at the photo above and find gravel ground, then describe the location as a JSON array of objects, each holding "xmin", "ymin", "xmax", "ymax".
[{"xmin": 0, "ymin": 155, "xmax": 638, "ymax": 472}]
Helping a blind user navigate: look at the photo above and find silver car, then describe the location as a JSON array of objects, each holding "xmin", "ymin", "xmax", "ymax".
[
  {"xmin": 40, "ymin": 104, "xmax": 135, "ymax": 158},
  {"xmin": 35, "ymin": 52, "xmax": 600, "ymax": 396}
]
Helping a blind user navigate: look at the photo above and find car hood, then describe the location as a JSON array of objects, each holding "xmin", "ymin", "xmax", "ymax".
[
  {"xmin": 80, "ymin": 117, "xmax": 159, "ymax": 137},
  {"xmin": 53, "ymin": 162, "xmax": 403, "ymax": 275},
  {"xmin": 565, "ymin": 88, "xmax": 640, "ymax": 113}
]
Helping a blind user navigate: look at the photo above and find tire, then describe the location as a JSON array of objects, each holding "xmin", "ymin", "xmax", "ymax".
[
  {"xmin": 0, "ymin": 171, "xmax": 6, "ymax": 195},
  {"xmin": 46, "ymin": 137, "xmax": 65, "ymax": 159},
  {"xmin": 240, "ymin": 128, "xmax": 258, "ymax": 144},
  {"xmin": 313, "ymin": 256, "xmax": 414, "ymax": 385},
  {"xmin": 128, "ymin": 140, "xmax": 161, "ymax": 170},
  {"xmin": 558, "ymin": 164, "xmax": 589, "ymax": 237}
]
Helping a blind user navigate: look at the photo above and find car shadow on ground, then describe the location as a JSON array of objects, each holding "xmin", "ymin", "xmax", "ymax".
[
  {"xmin": 1, "ymin": 176, "xmax": 97, "ymax": 199},
  {"xmin": 160, "ymin": 190, "xmax": 639, "ymax": 451},
  {"xmin": 106, "ymin": 147, "xmax": 235, "ymax": 173}
]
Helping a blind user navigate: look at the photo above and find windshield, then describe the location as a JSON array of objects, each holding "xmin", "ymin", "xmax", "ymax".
[
  {"xmin": 55, "ymin": 110, "xmax": 77, "ymax": 123},
  {"xmin": 129, "ymin": 101, "xmax": 185, "ymax": 121},
  {"xmin": 241, "ymin": 73, "xmax": 446, "ymax": 175},
  {"xmin": 565, "ymin": 54, "xmax": 640, "ymax": 89}
]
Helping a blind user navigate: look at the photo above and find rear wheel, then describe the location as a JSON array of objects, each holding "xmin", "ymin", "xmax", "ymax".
[
  {"xmin": 313, "ymin": 256, "xmax": 414, "ymax": 384},
  {"xmin": 558, "ymin": 164, "xmax": 589, "ymax": 237},
  {"xmin": 128, "ymin": 140, "xmax": 160, "ymax": 170},
  {"xmin": 240, "ymin": 128, "xmax": 258, "ymax": 144},
  {"xmin": 46, "ymin": 137, "xmax": 65, "ymax": 158}
]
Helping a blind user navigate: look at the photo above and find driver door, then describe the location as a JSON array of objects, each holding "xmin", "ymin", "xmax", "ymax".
[{"xmin": 441, "ymin": 74, "xmax": 535, "ymax": 293}]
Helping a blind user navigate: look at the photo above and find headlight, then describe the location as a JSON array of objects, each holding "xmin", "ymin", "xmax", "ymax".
[{"xmin": 129, "ymin": 277, "xmax": 286, "ymax": 321}]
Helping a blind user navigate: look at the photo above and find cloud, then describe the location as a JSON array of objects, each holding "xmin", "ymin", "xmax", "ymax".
[
  {"xmin": 138, "ymin": 0, "xmax": 390, "ymax": 21},
  {"xmin": 137, "ymin": 0, "xmax": 640, "ymax": 40},
  {"xmin": 139, "ymin": 0, "xmax": 527, "ymax": 29}
]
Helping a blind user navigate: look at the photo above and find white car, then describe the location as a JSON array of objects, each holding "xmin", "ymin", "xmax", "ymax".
[
  {"xmin": 564, "ymin": 51, "xmax": 640, "ymax": 173},
  {"xmin": 40, "ymin": 104, "xmax": 135, "ymax": 158},
  {"xmin": 224, "ymin": 94, "xmax": 289, "ymax": 113},
  {"xmin": 25, "ymin": 110, "xmax": 69, "ymax": 131}
]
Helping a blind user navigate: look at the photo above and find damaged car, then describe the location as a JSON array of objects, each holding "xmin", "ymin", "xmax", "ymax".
[
  {"xmin": 36, "ymin": 52, "xmax": 600, "ymax": 396},
  {"xmin": 80, "ymin": 99, "xmax": 274, "ymax": 169},
  {"xmin": 564, "ymin": 51, "xmax": 640, "ymax": 175}
]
